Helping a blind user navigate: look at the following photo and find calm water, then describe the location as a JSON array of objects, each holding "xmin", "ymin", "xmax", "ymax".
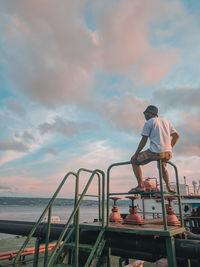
[{"xmin": 0, "ymin": 197, "xmax": 129, "ymax": 239}]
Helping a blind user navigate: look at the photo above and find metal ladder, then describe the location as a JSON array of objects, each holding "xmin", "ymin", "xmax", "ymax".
[{"xmin": 13, "ymin": 168, "xmax": 105, "ymax": 267}]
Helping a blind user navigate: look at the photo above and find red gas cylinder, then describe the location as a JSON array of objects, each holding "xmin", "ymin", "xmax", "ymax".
[
  {"xmin": 144, "ymin": 178, "xmax": 157, "ymax": 192},
  {"xmin": 165, "ymin": 196, "xmax": 180, "ymax": 226},
  {"xmin": 109, "ymin": 197, "xmax": 123, "ymax": 223},
  {"xmin": 124, "ymin": 196, "xmax": 144, "ymax": 225}
]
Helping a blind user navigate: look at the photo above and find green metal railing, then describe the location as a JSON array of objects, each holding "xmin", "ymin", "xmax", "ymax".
[
  {"xmin": 46, "ymin": 168, "xmax": 105, "ymax": 266},
  {"xmin": 13, "ymin": 158, "xmax": 184, "ymax": 267},
  {"xmin": 106, "ymin": 159, "xmax": 184, "ymax": 230},
  {"xmin": 157, "ymin": 160, "xmax": 184, "ymax": 230},
  {"xmin": 13, "ymin": 171, "xmax": 78, "ymax": 266},
  {"xmin": 13, "ymin": 168, "xmax": 105, "ymax": 267}
]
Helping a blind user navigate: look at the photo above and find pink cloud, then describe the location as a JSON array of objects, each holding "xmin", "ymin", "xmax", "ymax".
[
  {"xmin": 102, "ymin": 93, "xmax": 148, "ymax": 132},
  {"xmin": 175, "ymin": 113, "xmax": 200, "ymax": 157},
  {"xmin": 1, "ymin": 0, "xmax": 185, "ymax": 108},
  {"xmin": 98, "ymin": 0, "xmax": 180, "ymax": 84}
]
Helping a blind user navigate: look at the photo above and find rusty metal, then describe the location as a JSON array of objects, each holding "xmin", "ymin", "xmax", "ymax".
[
  {"xmin": 144, "ymin": 177, "xmax": 158, "ymax": 192},
  {"xmin": 124, "ymin": 196, "xmax": 144, "ymax": 225},
  {"xmin": 165, "ymin": 196, "xmax": 181, "ymax": 227},
  {"xmin": 109, "ymin": 197, "xmax": 123, "ymax": 223}
]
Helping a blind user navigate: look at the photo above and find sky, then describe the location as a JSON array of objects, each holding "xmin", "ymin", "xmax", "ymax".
[{"xmin": 0, "ymin": 0, "xmax": 200, "ymax": 198}]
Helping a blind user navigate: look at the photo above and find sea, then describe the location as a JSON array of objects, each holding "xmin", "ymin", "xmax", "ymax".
[{"xmin": 0, "ymin": 197, "xmax": 129, "ymax": 240}]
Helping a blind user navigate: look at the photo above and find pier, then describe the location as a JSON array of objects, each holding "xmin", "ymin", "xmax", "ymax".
[{"xmin": 0, "ymin": 160, "xmax": 200, "ymax": 266}]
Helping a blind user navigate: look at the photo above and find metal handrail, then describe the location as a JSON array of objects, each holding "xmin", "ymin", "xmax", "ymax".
[
  {"xmin": 77, "ymin": 168, "xmax": 105, "ymax": 226},
  {"xmin": 47, "ymin": 169, "xmax": 105, "ymax": 266},
  {"xmin": 13, "ymin": 171, "xmax": 78, "ymax": 265},
  {"xmin": 106, "ymin": 160, "xmax": 183, "ymax": 231},
  {"xmin": 106, "ymin": 161, "xmax": 130, "ymax": 226},
  {"xmin": 74, "ymin": 168, "xmax": 105, "ymax": 267}
]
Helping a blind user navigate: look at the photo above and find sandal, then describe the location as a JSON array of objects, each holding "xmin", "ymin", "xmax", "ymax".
[
  {"xmin": 168, "ymin": 187, "xmax": 177, "ymax": 194},
  {"xmin": 128, "ymin": 186, "xmax": 146, "ymax": 193}
]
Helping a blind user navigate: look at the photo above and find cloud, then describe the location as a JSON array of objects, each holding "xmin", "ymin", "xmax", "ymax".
[
  {"xmin": 46, "ymin": 147, "xmax": 57, "ymax": 155},
  {"xmin": 0, "ymin": 184, "xmax": 12, "ymax": 191},
  {"xmin": 4, "ymin": 99, "xmax": 26, "ymax": 116},
  {"xmin": 1, "ymin": 0, "xmax": 99, "ymax": 107},
  {"xmin": 38, "ymin": 116, "xmax": 96, "ymax": 137},
  {"xmin": 97, "ymin": 0, "xmax": 180, "ymax": 84},
  {"xmin": 0, "ymin": 138, "xmax": 28, "ymax": 152},
  {"xmin": 175, "ymin": 113, "xmax": 200, "ymax": 157},
  {"xmin": 151, "ymin": 87, "xmax": 200, "ymax": 157},
  {"xmin": 0, "ymin": 0, "xmax": 185, "ymax": 109},
  {"xmin": 101, "ymin": 93, "xmax": 148, "ymax": 132},
  {"xmin": 0, "ymin": 150, "xmax": 27, "ymax": 166},
  {"xmin": 153, "ymin": 87, "xmax": 200, "ymax": 111}
]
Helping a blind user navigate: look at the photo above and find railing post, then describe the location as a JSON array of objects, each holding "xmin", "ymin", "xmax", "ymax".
[
  {"xmin": 74, "ymin": 173, "xmax": 79, "ymax": 267},
  {"xmin": 98, "ymin": 173, "xmax": 102, "ymax": 221},
  {"xmin": 106, "ymin": 161, "xmax": 131, "ymax": 227},
  {"xmin": 157, "ymin": 159, "xmax": 168, "ymax": 230},
  {"xmin": 44, "ymin": 206, "xmax": 52, "ymax": 266},
  {"xmin": 33, "ymin": 237, "xmax": 41, "ymax": 267},
  {"xmin": 169, "ymin": 162, "xmax": 184, "ymax": 227}
]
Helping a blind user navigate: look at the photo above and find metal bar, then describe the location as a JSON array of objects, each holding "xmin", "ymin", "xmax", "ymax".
[
  {"xmin": 77, "ymin": 168, "xmax": 105, "ymax": 228},
  {"xmin": 74, "ymin": 171, "xmax": 79, "ymax": 267},
  {"xmin": 102, "ymin": 171, "xmax": 105, "ymax": 228},
  {"xmin": 33, "ymin": 237, "xmax": 40, "ymax": 267},
  {"xmin": 166, "ymin": 236, "xmax": 177, "ymax": 267},
  {"xmin": 47, "ymin": 169, "xmax": 105, "ymax": 266},
  {"xmin": 106, "ymin": 161, "xmax": 130, "ymax": 227},
  {"xmin": 50, "ymin": 227, "xmax": 74, "ymax": 265},
  {"xmin": 44, "ymin": 206, "xmax": 52, "ymax": 266},
  {"xmin": 157, "ymin": 159, "xmax": 168, "ymax": 230},
  {"xmin": 78, "ymin": 194, "xmax": 99, "ymax": 197},
  {"xmin": 107, "ymin": 247, "xmax": 112, "ymax": 267},
  {"xmin": 13, "ymin": 171, "xmax": 77, "ymax": 265},
  {"xmin": 98, "ymin": 173, "xmax": 102, "ymax": 221},
  {"xmin": 167, "ymin": 161, "xmax": 184, "ymax": 227},
  {"xmin": 84, "ymin": 229, "xmax": 105, "ymax": 267}
]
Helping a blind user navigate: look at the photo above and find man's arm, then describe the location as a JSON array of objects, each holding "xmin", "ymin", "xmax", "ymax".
[
  {"xmin": 171, "ymin": 132, "xmax": 179, "ymax": 147},
  {"xmin": 131, "ymin": 136, "xmax": 148, "ymax": 160}
]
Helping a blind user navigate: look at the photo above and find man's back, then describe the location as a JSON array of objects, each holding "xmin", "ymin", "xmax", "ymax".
[{"xmin": 141, "ymin": 117, "xmax": 176, "ymax": 153}]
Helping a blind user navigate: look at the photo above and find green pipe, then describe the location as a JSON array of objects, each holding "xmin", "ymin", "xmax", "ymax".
[{"xmin": 13, "ymin": 171, "xmax": 77, "ymax": 265}]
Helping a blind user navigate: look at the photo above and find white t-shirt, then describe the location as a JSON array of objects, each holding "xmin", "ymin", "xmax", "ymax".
[{"xmin": 141, "ymin": 117, "xmax": 176, "ymax": 153}]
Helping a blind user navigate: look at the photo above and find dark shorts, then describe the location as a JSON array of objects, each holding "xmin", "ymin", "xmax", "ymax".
[{"xmin": 135, "ymin": 149, "xmax": 172, "ymax": 166}]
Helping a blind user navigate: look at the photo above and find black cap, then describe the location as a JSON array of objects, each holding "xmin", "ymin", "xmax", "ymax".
[{"xmin": 143, "ymin": 105, "xmax": 158, "ymax": 116}]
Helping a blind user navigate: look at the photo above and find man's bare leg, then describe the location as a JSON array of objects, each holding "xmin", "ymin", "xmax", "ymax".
[
  {"xmin": 162, "ymin": 163, "xmax": 176, "ymax": 193},
  {"xmin": 131, "ymin": 163, "xmax": 145, "ymax": 189}
]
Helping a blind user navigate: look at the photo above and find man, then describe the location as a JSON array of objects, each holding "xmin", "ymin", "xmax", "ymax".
[{"xmin": 129, "ymin": 105, "xmax": 179, "ymax": 193}]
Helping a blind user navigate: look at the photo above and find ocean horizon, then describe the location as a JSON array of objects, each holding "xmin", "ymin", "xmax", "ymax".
[{"xmin": 0, "ymin": 196, "xmax": 129, "ymax": 240}]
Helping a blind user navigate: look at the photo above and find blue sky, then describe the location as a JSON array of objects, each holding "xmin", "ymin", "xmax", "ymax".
[{"xmin": 0, "ymin": 0, "xmax": 200, "ymax": 197}]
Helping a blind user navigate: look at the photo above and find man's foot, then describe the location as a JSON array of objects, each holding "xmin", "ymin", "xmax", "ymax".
[
  {"xmin": 167, "ymin": 187, "xmax": 177, "ymax": 194},
  {"xmin": 128, "ymin": 186, "xmax": 146, "ymax": 193}
]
